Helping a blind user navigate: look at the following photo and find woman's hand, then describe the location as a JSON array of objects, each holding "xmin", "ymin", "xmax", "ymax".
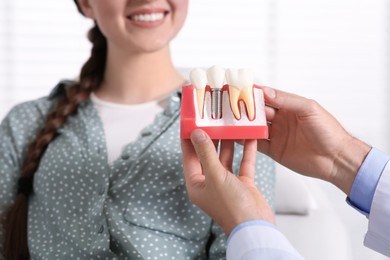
[{"xmin": 181, "ymin": 129, "xmax": 274, "ymax": 235}]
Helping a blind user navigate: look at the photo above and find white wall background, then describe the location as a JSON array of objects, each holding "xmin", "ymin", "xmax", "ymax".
[
  {"xmin": 0, "ymin": 0, "xmax": 389, "ymax": 259},
  {"xmin": 0, "ymin": 0, "xmax": 92, "ymax": 116}
]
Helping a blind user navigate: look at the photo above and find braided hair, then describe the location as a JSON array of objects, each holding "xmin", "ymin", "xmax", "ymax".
[{"xmin": 3, "ymin": 2, "xmax": 107, "ymax": 259}]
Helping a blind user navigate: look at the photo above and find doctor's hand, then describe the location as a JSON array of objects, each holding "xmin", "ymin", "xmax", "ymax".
[
  {"xmin": 181, "ymin": 129, "xmax": 274, "ymax": 235},
  {"xmin": 259, "ymin": 87, "xmax": 371, "ymax": 195}
]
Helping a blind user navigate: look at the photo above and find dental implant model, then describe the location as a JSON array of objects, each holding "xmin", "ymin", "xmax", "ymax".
[
  {"xmin": 189, "ymin": 68, "xmax": 207, "ymax": 118},
  {"xmin": 207, "ymin": 66, "xmax": 225, "ymax": 119},
  {"xmin": 180, "ymin": 65, "xmax": 268, "ymax": 140},
  {"xmin": 226, "ymin": 68, "xmax": 255, "ymax": 121}
]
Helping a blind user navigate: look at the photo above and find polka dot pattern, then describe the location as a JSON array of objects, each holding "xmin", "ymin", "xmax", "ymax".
[{"xmin": 0, "ymin": 81, "xmax": 275, "ymax": 259}]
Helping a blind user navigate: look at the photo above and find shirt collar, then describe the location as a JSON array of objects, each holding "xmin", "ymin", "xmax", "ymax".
[
  {"xmin": 49, "ymin": 80, "xmax": 183, "ymax": 115},
  {"xmin": 48, "ymin": 79, "xmax": 76, "ymax": 100}
]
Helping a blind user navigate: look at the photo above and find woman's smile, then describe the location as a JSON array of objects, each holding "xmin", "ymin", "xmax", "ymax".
[{"xmin": 127, "ymin": 8, "xmax": 169, "ymax": 28}]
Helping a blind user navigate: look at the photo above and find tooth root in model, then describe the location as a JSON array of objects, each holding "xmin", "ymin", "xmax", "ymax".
[
  {"xmin": 228, "ymin": 85, "xmax": 242, "ymax": 120},
  {"xmin": 240, "ymin": 85, "xmax": 255, "ymax": 121},
  {"xmin": 207, "ymin": 65, "xmax": 226, "ymax": 119},
  {"xmin": 190, "ymin": 68, "xmax": 207, "ymax": 117},
  {"xmin": 196, "ymin": 90, "xmax": 205, "ymax": 117},
  {"xmin": 226, "ymin": 68, "xmax": 255, "ymax": 120}
]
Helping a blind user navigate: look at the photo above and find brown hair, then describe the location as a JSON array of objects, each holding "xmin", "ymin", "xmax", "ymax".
[{"xmin": 3, "ymin": 13, "xmax": 107, "ymax": 260}]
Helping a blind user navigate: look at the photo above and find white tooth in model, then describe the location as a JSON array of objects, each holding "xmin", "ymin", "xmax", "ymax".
[
  {"xmin": 207, "ymin": 65, "xmax": 225, "ymax": 119},
  {"xmin": 226, "ymin": 68, "xmax": 255, "ymax": 120},
  {"xmin": 190, "ymin": 68, "xmax": 207, "ymax": 117}
]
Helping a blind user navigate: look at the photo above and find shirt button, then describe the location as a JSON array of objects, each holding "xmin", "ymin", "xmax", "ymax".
[
  {"xmin": 121, "ymin": 154, "xmax": 130, "ymax": 160},
  {"xmin": 141, "ymin": 131, "xmax": 152, "ymax": 137},
  {"xmin": 172, "ymin": 95, "xmax": 180, "ymax": 103},
  {"xmin": 98, "ymin": 185, "xmax": 106, "ymax": 195},
  {"xmin": 98, "ymin": 225, "xmax": 104, "ymax": 234}
]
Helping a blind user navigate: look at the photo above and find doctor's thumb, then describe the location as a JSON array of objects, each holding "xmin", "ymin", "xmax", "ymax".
[{"xmin": 190, "ymin": 129, "xmax": 221, "ymax": 174}]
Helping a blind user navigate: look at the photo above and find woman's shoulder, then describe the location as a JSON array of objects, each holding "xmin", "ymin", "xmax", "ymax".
[
  {"xmin": 4, "ymin": 80, "xmax": 75, "ymax": 124},
  {"xmin": 6, "ymin": 97, "xmax": 52, "ymax": 121},
  {"xmin": 1, "ymin": 80, "xmax": 77, "ymax": 142},
  {"xmin": 4, "ymin": 98, "xmax": 54, "ymax": 133},
  {"xmin": 0, "ymin": 80, "xmax": 77, "ymax": 165}
]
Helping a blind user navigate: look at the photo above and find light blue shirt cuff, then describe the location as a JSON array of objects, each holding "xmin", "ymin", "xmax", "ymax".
[
  {"xmin": 226, "ymin": 220, "xmax": 304, "ymax": 260},
  {"xmin": 227, "ymin": 220, "xmax": 276, "ymax": 246},
  {"xmin": 348, "ymin": 147, "xmax": 390, "ymax": 215}
]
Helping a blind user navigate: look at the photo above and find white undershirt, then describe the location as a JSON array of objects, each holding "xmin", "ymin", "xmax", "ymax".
[{"xmin": 90, "ymin": 93, "xmax": 165, "ymax": 164}]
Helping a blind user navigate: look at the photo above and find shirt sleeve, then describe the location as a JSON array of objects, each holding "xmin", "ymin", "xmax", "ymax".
[
  {"xmin": 347, "ymin": 147, "xmax": 390, "ymax": 215},
  {"xmin": 345, "ymin": 147, "xmax": 390, "ymax": 257},
  {"xmin": 0, "ymin": 114, "xmax": 22, "ymax": 257},
  {"xmin": 364, "ymin": 160, "xmax": 390, "ymax": 257},
  {"xmin": 0, "ymin": 100, "xmax": 48, "ymax": 258},
  {"xmin": 226, "ymin": 220, "xmax": 304, "ymax": 260}
]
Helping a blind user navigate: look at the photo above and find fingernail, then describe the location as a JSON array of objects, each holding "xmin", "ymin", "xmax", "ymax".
[
  {"xmin": 263, "ymin": 87, "xmax": 276, "ymax": 99},
  {"xmin": 191, "ymin": 129, "xmax": 207, "ymax": 144}
]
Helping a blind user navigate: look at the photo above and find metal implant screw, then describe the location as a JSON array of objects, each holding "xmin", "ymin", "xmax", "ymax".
[{"xmin": 211, "ymin": 89, "xmax": 222, "ymax": 119}]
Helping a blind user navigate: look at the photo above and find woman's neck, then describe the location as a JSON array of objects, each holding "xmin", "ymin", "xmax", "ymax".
[{"xmin": 95, "ymin": 45, "xmax": 185, "ymax": 104}]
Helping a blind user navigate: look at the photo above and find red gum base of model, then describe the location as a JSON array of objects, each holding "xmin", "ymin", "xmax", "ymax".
[{"xmin": 180, "ymin": 84, "xmax": 269, "ymax": 140}]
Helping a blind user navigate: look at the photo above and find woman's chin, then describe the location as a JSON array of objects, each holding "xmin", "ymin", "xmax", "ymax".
[{"xmin": 128, "ymin": 39, "xmax": 171, "ymax": 54}]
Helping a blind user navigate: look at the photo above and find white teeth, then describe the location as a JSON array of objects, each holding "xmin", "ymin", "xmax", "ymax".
[
  {"xmin": 225, "ymin": 68, "xmax": 240, "ymax": 89},
  {"xmin": 131, "ymin": 12, "xmax": 164, "ymax": 22},
  {"xmin": 190, "ymin": 68, "xmax": 207, "ymax": 90},
  {"xmin": 207, "ymin": 66, "xmax": 225, "ymax": 119},
  {"xmin": 226, "ymin": 68, "xmax": 254, "ymax": 89},
  {"xmin": 190, "ymin": 68, "xmax": 207, "ymax": 117},
  {"xmin": 207, "ymin": 65, "xmax": 225, "ymax": 90},
  {"xmin": 190, "ymin": 66, "xmax": 256, "ymax": 121},
  {"xmin": 226, "ymin": 68, "xmax": 255, "ymax": 120}
]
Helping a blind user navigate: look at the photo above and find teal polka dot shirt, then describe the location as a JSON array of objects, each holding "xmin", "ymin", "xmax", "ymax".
[{"xmin": 0, "ymin": 81, "xmax": 275, "ymax": 259}]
